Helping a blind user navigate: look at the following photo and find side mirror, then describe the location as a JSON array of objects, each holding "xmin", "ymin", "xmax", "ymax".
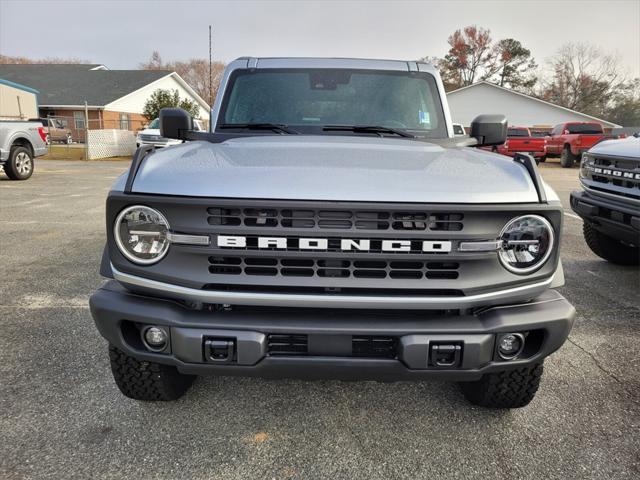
[
  {"xmin": 160, "ymin": 108, "xmax": 193, "ymax": 140},
  {"xmin": 470, "ymin": 114, "xmax": 507, "ymax": 146}
]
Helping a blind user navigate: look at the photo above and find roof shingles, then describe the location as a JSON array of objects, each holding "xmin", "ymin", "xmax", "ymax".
[{"xmin": 0, "ymin": 64, "xmax": 171, "ymax": 106}]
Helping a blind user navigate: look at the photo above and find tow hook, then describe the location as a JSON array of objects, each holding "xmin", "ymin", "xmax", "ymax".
[
  {"xmin": 204, "ymin": 338, "xmax": 236, "ymax": 363},
  {"xmin": 430, "ymin": 343, "xmax": 462, "ymax": 368}
]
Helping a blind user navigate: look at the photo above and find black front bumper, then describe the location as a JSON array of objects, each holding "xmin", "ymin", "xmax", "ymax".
[
  {"xmin": 570, "ymin": 189, "xmax": 640, "ymax": 245},
  {"xmin": 90, "ymin": 281, "xmax": 575, "ymax": 381}
]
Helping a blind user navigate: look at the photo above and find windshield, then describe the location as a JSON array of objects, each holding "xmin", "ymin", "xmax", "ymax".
[
  {"xmin": 148, "ymin": 118, "xmax": 160, "ymax": 129},
  {"xmin": 217, "ymin": 69, "xmax": 447, "ymax": 138},
  {"xmin": 508, "ymin": 128, "xmax": 529, "ymax": 137},
  {"xmin": 567, "ymin": 123, "xmax": 603, "ymax": 134}
]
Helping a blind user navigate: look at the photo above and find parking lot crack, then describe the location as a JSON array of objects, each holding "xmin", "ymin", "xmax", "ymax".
[{"xmin": 567, "ymin": 337, "xmax": 638, "ymax": 403}]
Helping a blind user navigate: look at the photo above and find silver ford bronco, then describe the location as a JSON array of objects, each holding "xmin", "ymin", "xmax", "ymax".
[
  {"xmin": 90, "ymin": 58, "xmax": 576, "ymax": 408},
  {"xmin": 571, "ymin": 135, "xmax": 640, "ymax": 265}
]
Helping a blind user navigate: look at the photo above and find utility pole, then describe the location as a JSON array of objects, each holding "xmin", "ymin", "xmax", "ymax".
[{"xmin": 209, "ymin": 25, "xmax": 213, "ymax": 107}]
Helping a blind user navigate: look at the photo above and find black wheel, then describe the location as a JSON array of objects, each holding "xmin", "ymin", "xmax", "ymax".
[
  {"xmin": 560, "ymin": 146, "xmax": 576, "ymax": 168},
  {"xmin": 108, "ymin": 345, "xmax": 196, "ymax": 401},
  {"xmin": 583, "ymin": 222, "xmax": 640, "ymax": 265},
  {"xmin": 4, "ymin": 146, "xmax": 34, "ymax": 180},
  {"xmin": 539, "ymin": 156, "xmax": 546, "ymax": 163},
  {"xmin": 460, "ymin": 363, "xmax": 543, "ymax": 408}
]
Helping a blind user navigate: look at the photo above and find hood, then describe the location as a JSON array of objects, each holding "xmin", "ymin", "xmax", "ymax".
[
  {"xmin": 130, "ymin": 135, "xmax": 539, "ymax": 203},
  {"xmin": 589, "ymin": 136, "xmax": 640, "ymax": 158}
]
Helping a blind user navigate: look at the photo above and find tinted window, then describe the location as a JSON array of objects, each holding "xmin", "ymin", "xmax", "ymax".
[
  {"xmin": 453, "ymin": 124, "xmax": 464, "ymax": 135},
  {"xmin": 508, "ymin": 128, "xmax": 529, "ymax": 137},
  {"xmin": 566, "ymin": 123, "xmax": 603, "ymax": 134},
  {"xmin": 218, "ymin": 69, "xmax": 447, "ymax": 137}
]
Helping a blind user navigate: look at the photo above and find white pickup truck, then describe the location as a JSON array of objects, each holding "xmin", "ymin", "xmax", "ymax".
[{"xmin": 0, "ymin": 120, "xmax": 48, "ymax": 180}]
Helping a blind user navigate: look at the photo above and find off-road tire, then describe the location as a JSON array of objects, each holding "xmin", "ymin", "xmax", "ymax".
[
  {"xmin": 460, "ymin": 363, "xmax": 543, "ymax": 408},
  {"xmin": 583, "ymin": 222, "xmax": 640, "ymax": 265},
  {"xmin": 108, "ymin": 345, "xmax": 196, "ymax": 401},
  {"xmin": 4, "ymin": 146, "xmax": 34, "ymax": 180},
  {"xmin": 560, "ymin": 146, "xmax": 575, "ymax": 168}
]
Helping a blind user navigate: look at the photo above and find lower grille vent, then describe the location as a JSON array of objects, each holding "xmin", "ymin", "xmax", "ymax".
[
  {"xmin": 352, "ymin": 336, "xmax": 398, "ymax": 358},
  {"xmin": 267, "ymin": 334, "xmax": 308, "ymax": 356}
]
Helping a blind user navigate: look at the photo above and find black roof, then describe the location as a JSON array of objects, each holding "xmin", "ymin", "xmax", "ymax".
[{"xmin": 0, "ymin": 64, "xmax": 172, "ymax": 106}]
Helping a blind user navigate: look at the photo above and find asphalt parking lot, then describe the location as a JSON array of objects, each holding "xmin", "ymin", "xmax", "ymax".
[{"xmin": 1, "ymin": 159, "xmax": 638, "ymax": 479}]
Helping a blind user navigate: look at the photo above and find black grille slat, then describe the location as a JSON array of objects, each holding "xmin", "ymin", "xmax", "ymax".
[
  {"xmin": 206, "ymin": 207, "xmax": 464, "ymax": 231},
  {"xmin": 207, "ymin": 257, "xmax": 459, "ymax": 280}
]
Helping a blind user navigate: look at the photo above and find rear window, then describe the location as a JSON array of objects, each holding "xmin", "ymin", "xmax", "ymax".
[
  {"xmin": 567, "ymin": 123, "xmax": 603, "ymax": 134},
  {"xmin": 508, "ymin": 128, "xmax": 529, "ymax": 137}
]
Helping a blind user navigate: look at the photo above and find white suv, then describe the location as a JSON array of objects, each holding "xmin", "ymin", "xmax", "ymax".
[{"xmin": 136, "ymin": 118, "xmax": 205, "ymax": 148}]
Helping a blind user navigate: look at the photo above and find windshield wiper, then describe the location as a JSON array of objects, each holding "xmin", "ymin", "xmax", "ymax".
[
  {"xmin": 323, "ymin": 125, "xmax": 415, "ymax": 138},
  {"xmin": 218, "ymin": 123, "xmax": 299, "ymax": 134}
]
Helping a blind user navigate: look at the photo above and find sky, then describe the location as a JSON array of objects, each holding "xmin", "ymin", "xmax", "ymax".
[{"xmin": 1, "ymin": 0, "xmax": 639, "ymax": 77}]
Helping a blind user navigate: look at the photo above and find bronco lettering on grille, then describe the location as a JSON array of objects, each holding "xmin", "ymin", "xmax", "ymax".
[{"xmin": 217, "ymin": 235, "xmax": 453, "ymax": 253}]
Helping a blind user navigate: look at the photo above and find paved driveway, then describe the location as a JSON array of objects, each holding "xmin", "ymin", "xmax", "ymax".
[{"xmin": 1, "ymin": 159, "xmax": 638, "ymax": 479}]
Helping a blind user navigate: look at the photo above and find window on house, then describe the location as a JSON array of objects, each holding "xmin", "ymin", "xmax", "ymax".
[
  {"xmin": 119, "ymin": 113, "xmax": 130, "ymax": 130},
  {"xmin": 73, "ymin": 111, "xmax": 86, "ymax": 129}
]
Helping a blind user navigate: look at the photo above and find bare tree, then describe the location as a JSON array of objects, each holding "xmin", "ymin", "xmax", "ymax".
[
  {"xmin": 0, "ymin": 54, "xmax": 90, "ymax": 64},
  {"xmin": 140, "ymin": 52, "xmax": 225, "ymax": 106},
  {"xmin": 539, "ymin": 43, "xmax": 623, "ymax": 117}
]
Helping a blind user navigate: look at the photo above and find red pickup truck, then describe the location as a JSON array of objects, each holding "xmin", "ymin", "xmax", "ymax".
[
  {"xmin": 545, "ymin": 122, "xmax": 608, "ymax": 168},
  {"xmin": 495, "ymin": 127, "xmax": 547, "ymax": 162}
]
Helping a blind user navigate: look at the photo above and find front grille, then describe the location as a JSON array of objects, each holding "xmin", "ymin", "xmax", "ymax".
[
  {"xmin": 207, "ymin": 207, "xmax": 463, "ymax": 231},
  {"xmin": 267, "ymin": 334, "xmax": 308, "ymax": 355},
  {"xmin": 589, "ymin": 156, "xmax": 640, "ymax": 196},
  {"xmin": 139, "ymin": 134, "xmax": 167, "ymax": 142},
  {"xmin": 209, "ymin": 256, "xmax": 459, "ymax": 280}
]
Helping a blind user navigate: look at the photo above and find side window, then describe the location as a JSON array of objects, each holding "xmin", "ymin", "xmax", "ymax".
[
  {"xmin": 73, "ymin": 111, "xmax": 86, "ymax": 129},
  {"xmin": 119, "ymin": 113, "xmax": 130, "ymax": 130}
]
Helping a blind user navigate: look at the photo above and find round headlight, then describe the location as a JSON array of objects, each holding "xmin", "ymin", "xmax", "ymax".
[
  {"xmin": 114, "ymin": 205, "xmax": 170, "ymax": 265},
  {"xmin": 498, "ymin": 215, "xmax": 554, "ymax": 274}
]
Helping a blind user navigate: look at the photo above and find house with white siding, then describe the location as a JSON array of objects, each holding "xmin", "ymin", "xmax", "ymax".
[
  {"xmin": 0, "ymin": 64, "xmax": 209, "ymax": 141},
  {"xmin": 447, "ymin": 81, "xmax": 620, "ymax": 131}
]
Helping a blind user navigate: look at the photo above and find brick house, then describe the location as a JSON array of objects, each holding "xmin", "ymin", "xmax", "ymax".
[{"xmin": 0, "ymin": 64, "xmax": 210, "ymax": 142}]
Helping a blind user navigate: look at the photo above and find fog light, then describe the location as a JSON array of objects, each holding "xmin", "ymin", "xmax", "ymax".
[
  {"xmin": 497, "ymin": 333, "xmax": 524, "ymax": 360},
  {"xmin": 143, "ymin": 326, "xmax": 168, "ymax": 350}
]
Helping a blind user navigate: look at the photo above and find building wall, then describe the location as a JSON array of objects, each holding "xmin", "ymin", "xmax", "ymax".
[
  {"xmin": 104, "ymin": 74, "xmax": 210, "ymax": 121},
  {"xmin": 447, "ymin": 83, "xmax": 619, "ymax": 128},
  {"xmin": 0, "ymin": 83, "xmax": 38, "ymax": 119}
]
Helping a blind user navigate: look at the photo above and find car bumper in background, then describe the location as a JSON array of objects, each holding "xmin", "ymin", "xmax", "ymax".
[
  {"xmin": 90, "ymin": 281, "xmax": 575, "ymax": 381},
  {"xmin": 570, "ymin": 189, "xmax": 640, "ymax": 245}
]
